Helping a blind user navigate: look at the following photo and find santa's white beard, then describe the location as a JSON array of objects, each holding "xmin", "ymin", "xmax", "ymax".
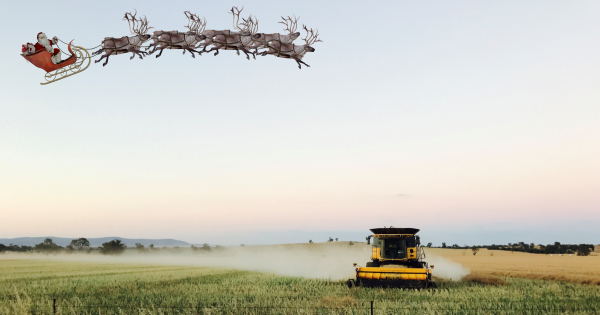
[{"xmin": 38, "ymin": 37, "xmax": 53, "ymax": 52}]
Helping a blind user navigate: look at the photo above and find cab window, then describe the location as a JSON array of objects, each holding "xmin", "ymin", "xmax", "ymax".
[{"xmin": 382, "ymin": 239, "xmax": 406, "ymax": 259}]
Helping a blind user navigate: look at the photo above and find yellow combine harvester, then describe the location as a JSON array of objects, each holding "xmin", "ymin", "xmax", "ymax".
[{"xmin": 347, "ymin": 227, "xmax": 436, "ymax": 288}]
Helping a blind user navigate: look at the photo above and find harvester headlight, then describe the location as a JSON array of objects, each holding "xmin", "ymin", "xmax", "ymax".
[
  {"xmin": 431, "ymin": 265, "xmax": 435, "ymax": 269},
  {"xmin": 353, "ymin": 263, "xmax": 357, "ymax": 267}
]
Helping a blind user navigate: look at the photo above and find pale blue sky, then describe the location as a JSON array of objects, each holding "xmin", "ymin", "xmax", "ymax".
[{"xmin": 1, "ymin": 1, "xmax": 599, "ymax": 245}]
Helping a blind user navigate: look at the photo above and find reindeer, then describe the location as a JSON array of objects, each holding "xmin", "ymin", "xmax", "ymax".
[
  {"xmin": 148, "ymin": 11, "xmax": 207, "ymax": 58},
  {"xmin": 263, "ymin": 25, "xmax": 321, "ymax": 69},
  {"xmin": 147, "ymin": 30, "xmax": 179, "ymax": 53},
  {"xmin": 193, "ymin": 7, "xmax": 249, "ymax": 52},
  {"xmin": 248, "ymin": 15, "xmax": 301, "ymax": 54},
  {"xmin": 204, "ymin": 6, "xmax": 261, "ymax": 60},
  {"xmin": 93, "ymin": 10, "xmax": 153, "ymax": 66}
]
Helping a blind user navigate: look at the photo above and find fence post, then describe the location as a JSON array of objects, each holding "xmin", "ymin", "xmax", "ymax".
[
  {"xmin": 370, "ymin": 300, "xmax": 373, "ymax": 315},
  {"xmin": 53, "ymin": 298, "xmax": 56, "ymax": 314}
]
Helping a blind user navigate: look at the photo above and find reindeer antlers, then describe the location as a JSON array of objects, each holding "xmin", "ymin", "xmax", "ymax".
[
  {"xmin": 123, "ymin": 9, "xmax": 153, "ymax": 35},
  {"xmin": 279, "ymin": 15, "xmax": 299, "ymax": 34},
  {"xmin": 184, "ymin": 11, "xmax": 206, "ymax": 33},
  {"xmin": 196, "ymin": 15, "xmax": 207, "ymax": 34},
  {"xmin": 123, "ymin": 10, "xmax": 138, "ymax": 35},
  {"xmin": 241, "ymin": 15, "xmax": 259, "ymax": 34},
  {"xmin": 302, "ymin": 25, "xmax": 322, "ymax": 46},
  {"xmin": 229, "ymin": 6, "xmax": 245, "ymax": 31}
]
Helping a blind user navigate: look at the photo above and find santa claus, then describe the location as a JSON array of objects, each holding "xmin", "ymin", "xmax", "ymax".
[{"xmin": 33, "ymin": 32, "xmax": 62, "ymax": 64}]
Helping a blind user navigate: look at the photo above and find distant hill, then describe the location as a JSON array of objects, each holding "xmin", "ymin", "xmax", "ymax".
[{"xmin": 0, "ymin": 237, "xmax": 190, "ymax": 247}]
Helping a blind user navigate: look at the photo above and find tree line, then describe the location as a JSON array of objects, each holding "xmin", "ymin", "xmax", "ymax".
[
  {"xmin": 0, "ymin": 238, "xmax": 225, "ymax": 256},
  {"xmin": 0, "ymin": 238, "xmax": 127, "ymax": 255},
  {"xmin": 437, "ymin": 242, "xmax": 596, "ymax": 256}
]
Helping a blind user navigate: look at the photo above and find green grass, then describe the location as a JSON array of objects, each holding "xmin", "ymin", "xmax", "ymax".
[{"xmin": 1, "ymin": 259, "xmax": 599, "ymax": 314}]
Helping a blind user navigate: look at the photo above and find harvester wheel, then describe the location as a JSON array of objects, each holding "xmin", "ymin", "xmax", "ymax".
[{"xmin": 346, "ymin": 279, "xmax": 355, "ymax": 289}]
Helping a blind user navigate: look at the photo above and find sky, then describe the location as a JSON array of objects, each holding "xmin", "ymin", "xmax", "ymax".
[{"xmin": 1, "ymin": 1, "xmax": 599, "ymax": 246}]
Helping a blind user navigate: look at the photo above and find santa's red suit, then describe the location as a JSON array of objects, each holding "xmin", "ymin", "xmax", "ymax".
[{"xmin": 34, "ymin": 32, "xmax": 62, "ymax": 64}]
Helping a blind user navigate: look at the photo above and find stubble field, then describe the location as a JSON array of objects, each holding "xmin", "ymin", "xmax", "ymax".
[
  {"xmin": 1, "ymin": 244, "xmax": 600, "ymax": 315},
  {"xmin": 426, "ymin": 248, "xmax": 600, "ymax": 285}
]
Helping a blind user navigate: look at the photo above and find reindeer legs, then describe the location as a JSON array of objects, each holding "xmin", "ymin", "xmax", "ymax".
[
  {"xmin": 238, "ymin": 47, "xmax": 254, "ymax": 60},
  {"xmin": 182, "ymin": 47, "xmax": 196, "ymax": 58},
  {"xmin": 200, "ymin": 40, "xmax": 212, "ymax": 52},
  {"xmin": 92, "ymin": 48, "xmax": 104, "ymax": 57},
  {"xmin": 132, "ymin": 51, "xmax": 145, "ymax": 60},
  {"xmin": 156, "ymin": 48, "xmax": 166, "ymax": 58},
  {"xmin": 182, "ymin": 45, "xmax": 203, "ymax": 58},
  {"xmin": 292, "ymin": 56, "xmax": 309, "ymax": 69},
  {"xmin": 147, "ymin": 46, "xmax": 158, "ymax": 56},
  {"xmin": 95, "ymin": 51, "xmax": 114, "ymax": 67},
  {"xmin": 189, "ymin": 48, "xmax": 203, "ymax": 57},
  {"xmin": 127, "ymin": 47, "xmax": 147, "ymax": 60},
  {"xmin": 146, "ymin": 43, "xmax": 158, "ymax": 53},
  {"xmin": 204, "ymin": 45, "xmax": 220, "ymax": 56}
]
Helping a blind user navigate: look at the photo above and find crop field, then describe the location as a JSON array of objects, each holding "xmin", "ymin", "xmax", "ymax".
[
  {"xmin": 427, "ymin": 248, "xmax": 600, "ymax": 285},
  {"xmin": 2, "ymin": 257, "xmax": 600, "ymax": 315},
  {"xmin": 231, "ymin": 242, "xmax": 600, "ymax": 285}
]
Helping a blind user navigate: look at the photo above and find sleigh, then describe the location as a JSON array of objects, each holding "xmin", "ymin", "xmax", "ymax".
[{"xmin": 21, "ymin": 41, "xmax": 91, "ymax": 85}]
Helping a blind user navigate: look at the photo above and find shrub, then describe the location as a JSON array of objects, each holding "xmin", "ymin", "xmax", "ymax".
[
  {"xmin": 66, "ymin": 238, "xmax": 90, "ymax": 253},
  {"xmin": 34, "ymin": 238, "xmax": 62, "ymax": 254},
  {"xmin": 99, "ymin": 239, "xmax": 126, "ymax": 255},
  {"xmin": 577, "ymin": 245, "xmax": 592, "ymax": 256}
]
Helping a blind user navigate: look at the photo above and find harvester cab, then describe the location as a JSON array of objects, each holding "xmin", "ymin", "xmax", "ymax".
[{"xmin": 348, "ymin": 227, "xmax": 436, "ymax": 288}]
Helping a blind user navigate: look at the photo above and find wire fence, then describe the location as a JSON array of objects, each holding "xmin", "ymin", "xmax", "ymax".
[{"xmin": 16, "ymin": 299, "xmax": 599, "ymax": 315}]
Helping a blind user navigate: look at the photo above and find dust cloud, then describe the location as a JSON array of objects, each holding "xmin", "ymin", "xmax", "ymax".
[
  {"xmin": 2, "ymin": 243, "xmax": 470, "ymax": 281},
  {"xmin": 424, "ymin": 253, "xmax": 470, "ymax": 281}
]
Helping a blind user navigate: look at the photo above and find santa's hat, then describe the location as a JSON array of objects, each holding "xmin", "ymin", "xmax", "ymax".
[{"xmin": 37, "ymin": 32, "xmax": 45, "ymax": 38}]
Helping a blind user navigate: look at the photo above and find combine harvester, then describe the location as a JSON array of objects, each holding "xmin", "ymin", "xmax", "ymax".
[{"xmin": 348, "ymin": 227, "xmax": 436, "ymax": 288}]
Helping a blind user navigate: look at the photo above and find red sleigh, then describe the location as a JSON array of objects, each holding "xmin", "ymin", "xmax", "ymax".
[
  {"xmin": 23, "ymin": 41, "xmax": 76, "ymax": 72},
  {"xmin": 21, "ymin": 40, "xmax": 91, "ymax": 85}
]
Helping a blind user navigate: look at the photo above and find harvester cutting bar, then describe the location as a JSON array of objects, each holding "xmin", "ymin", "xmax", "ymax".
[
  {"xmin": 359, "ymin": 278, "xmax": 430, "ymax": 288},
  {"xmin": 358, "ymin": 267, "xmax": 428, "ymax": 281},
  {"xmin": 355, "ymin": 267, "xmax": 433, "ymax": 288}
]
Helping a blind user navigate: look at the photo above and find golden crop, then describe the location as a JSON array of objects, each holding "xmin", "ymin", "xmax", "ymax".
[{"xmin": 428, "ymin": 248, "xmax": 600, "ymax": 285}]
